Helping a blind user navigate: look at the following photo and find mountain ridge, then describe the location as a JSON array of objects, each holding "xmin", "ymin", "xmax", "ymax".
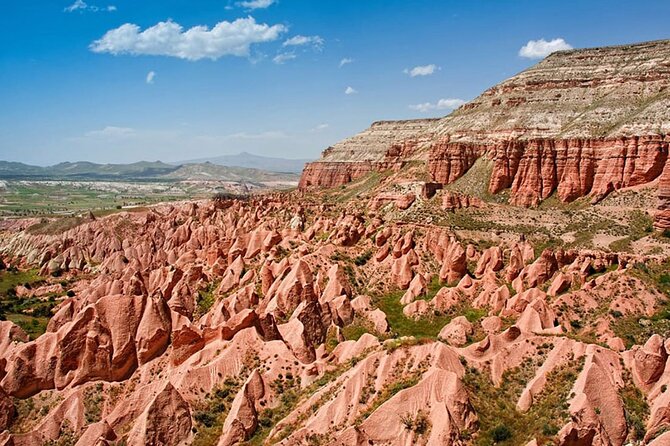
[{"xmin": 0, "ymin": 159, "xmax": 299, "ymax": 183}]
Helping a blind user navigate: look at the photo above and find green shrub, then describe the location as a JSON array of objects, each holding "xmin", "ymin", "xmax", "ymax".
[
  {"xmin": 491, "ymin": 425, "xmax": 512, "ymax": 442},
  {"xmin": 353, "ymin": 250, "xmax": 373, "ymax": 266}
]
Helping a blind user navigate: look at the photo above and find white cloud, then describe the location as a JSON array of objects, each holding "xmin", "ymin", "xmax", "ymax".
[
  {"xmin": 409, "ymin": 98, "xmax": 465, "ymax": 113},
  {"xmin": 273, "ymin": 52, "xmax": 296, "ymax": 64},
  {"xmin": 64, "ymin": 0, "xmax": 116, "ymax": 12},
  {"xmin": 225, "ymin": 131, "xmax": 287, "ymax": 139},
  {"xmin": 84, "ymin": 126, "xmax": 135, "ymax": 138},
  {"xmin": 345, "ymin": 86, "xmax": 357, "ymax": 95},
  {"xmin": 146, "ymin": 71, "xmax": 156, "ymax": 84},
  {"xmin": 312, "ymin": 123, "xmax": 329, "ymax": 131},
  {"xmin": 283, "ymin": 35, "xmax": 324, "ymax": 50},
  {"xmin": 519, "ymin": 38, "xmax": 573, "ymax": 59},
  {"xmin": 236, "ymin": 0, "xmax": 276, "ymax": 10},
  {"xmin": 64, "ymin": 0, "xmax": 87, "ymax": 11},
  {"xmin": 90, "ymin": 18, "xmax": 287, "ymax": 61},
  {"xmin": 339, "ymin": 58, "xmax": 353, "ymax": 67},
  {"xmin": 404, "ymin": 64, "xmax": 439, "ymax": 77}
]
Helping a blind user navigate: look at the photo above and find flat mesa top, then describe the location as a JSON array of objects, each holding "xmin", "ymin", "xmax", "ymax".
[{"xmin": 317, "ymin": 39, "xmax": 670, "ymax": 164}]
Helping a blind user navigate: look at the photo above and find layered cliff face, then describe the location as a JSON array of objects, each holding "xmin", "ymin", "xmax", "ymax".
[
  {"xmin": 657, "ymin": 160, "xmax": 670, "ymax": 229},
  {"xmin": 428, "ymin": 39, "xmax": 670, "ymax": 208},
  {"xmin": 300, "ymin": 39, "xmax": 670, "ymax": 227},
  {"xmin": 298, "ymin": 119, "xmax": 439, "ymax": 189},
  {"xmin": 430, "ymin": 135, "xmax": 668, "ymax": 206}
]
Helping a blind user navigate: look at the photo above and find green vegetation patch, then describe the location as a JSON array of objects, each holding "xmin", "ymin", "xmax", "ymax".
[
  {"xmin": 370, "ymin": 286, "xmax": 487, "ymax": 340},
  {"xmin": 192, "ymin": 375, "xmax": 246, "ymax": 446},
  {"xmin": 248, "ymin": 358, "xmax": 358, "ymax": 445},
  {"xmin": 0, "ymin": 268, "xmax": 53, "ymax": 339},
  {"xmin": 83, "ymin": 383, "xmax": 104, "ymax": 424},
  {"xmin": 620, "ymin": 368, "xmax": 650, "ymax": 443},
  {"xmin": 12, "ymin": 391, "xmax": 63, "ymax": 434},
  {"xmin": 612, "ymin": 260, "xmax": 670, "ymax": 348},
  {"xmin": 608, "ymin": 210, "xmax": 655, "ymax": 252},
  {"xmin": 194, "ymin": 281, "xmax": 220, "ymax": 319},
  {"xmin": 462, "ymin": 356, "xmax": 583, "ymax": 445}
]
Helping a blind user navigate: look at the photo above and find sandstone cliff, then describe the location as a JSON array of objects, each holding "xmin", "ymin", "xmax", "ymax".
[
  {"xmin": 298, "ymin": 119, "xmax": 439, "ymax": 188},
  {"xmin": 300, "ymin": 39, "xmax": 670, "ymax": 227}
]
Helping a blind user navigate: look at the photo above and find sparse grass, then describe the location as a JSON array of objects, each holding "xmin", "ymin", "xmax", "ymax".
[
  {"xmin": 612, "ymin": 260, "xmax": 670, "ymax": 348},
  {"xmin": 26, "ymin": 217, "xmax": 87, "ymax": 235},
  {"xmin": 462, "ymin": 356, "xmax": 583, "ymax": 445},
  {"xmin": 249, "ymin": 358, "xmax": 358, "ymax": 445},
  {"xmin": 342, "ymin": 317, "xmax": 375, "ymax": 341},
  {"xmin": 620, "ymin": 368, "xmax": 649, "ymax": 443},
  {"xmin": 12, "ymin": 392, "xmax": 63, "ymax": 434},
  {"xmin": 326, "ymin": 170, "xmax": 391, "ymax": 204},
  {"xmin": 6, "ymin": 314, "xmax": 49, "ymax": 339},
  {"xmin": 608, "ymin": 210, "xmax": 655, "ymax": 252},
  {"xmin": 442, "ymin": 158, "xmax": 508, "ymax": 204},
  {"xmin": 192, "ymin": 375, "xmax": 246, "ymax": 446},
  {"xmin": 353, "ymin": 250, "xmax": 373, "ymax": 266},
  {"xmin": 43, "ymin": 419, "xmax": 78, "ymax": 446},
  {"xmin": 194, "ymin": 281, "xmax": 220, "ymax": 319},
  {"xmin": 356, "ymin": 370, "xmax": 423, "ymax": 423},
  {"xmin": 83, "ymin": 383, "xmax": 104, "ymax": 424}
]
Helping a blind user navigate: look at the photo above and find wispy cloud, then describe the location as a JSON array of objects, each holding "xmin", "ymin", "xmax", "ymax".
[
  {"xmin": 312, "ymin": 123, "xmax": 329, "ymax": 131},
  {"xmin": 283, "ymin": 35, "xmax": 324, "ymax": 50},
  {"xmin": 519, "ymin": 38, "xmax": 572, "ymax": 59},
  {"xmin": 64, "ymin": 0, "xmax": 116, "ymax": 12},
  {"xmin": 409, "ymin": 98, "xmax": 465, "ymax": 113},
  {"xmin": 90, "ymin": 18, "xmax": 286, "ymax": 61},
  {"xmin": 225, "ymin": 131, "xmax": 287, "ymax": 140},
  {"xmin": 84, "ymin": 126, "xmax": 135, "ymax": 138},
  {"xmin": 404, "ymin": 64, "xmax": 439, "ymax": 77},
  {"xmin": 146, "ymin": 71, "xmax": 156, "ymax": 84},
  {"xmin": 345, "ymin": 86, "xmax": 357, "ymax": 95},
  {"xmin": 273, "ymin": 52, "xmax": 296, "ymax": 64},
  {"xmin": 339, "ymin": 58, "xmax": 354, "ymax": 68},
  {"xmin": 236, "ymin": 0, "xmax": 276, "ymax": 10}
]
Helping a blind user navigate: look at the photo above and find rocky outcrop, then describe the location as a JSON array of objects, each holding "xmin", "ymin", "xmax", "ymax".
[
  {"xmin": 656, "ymin": 159, "xmax": 670, "ymax": 229},
  {"xmin": 298, "ymin": 119, "xmax": 439, "ymax": 189},
  {"xmin": 429, "ymin": 136, "xmax": 668, "ymax": 207},
  {"xmin": 299, "ymin": 39, "xmax": 670, "ymax": 227}
]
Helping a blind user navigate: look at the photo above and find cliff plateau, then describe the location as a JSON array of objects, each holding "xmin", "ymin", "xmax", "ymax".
[{"xmin": 300, "ymin": 39, "xmax": 670, "ymax": 228}]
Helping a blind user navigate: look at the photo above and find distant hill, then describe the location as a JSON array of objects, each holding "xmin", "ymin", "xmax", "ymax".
[
  {"xmin": 177, "ymin": 152, "xmax": 311, "ymax": 174},
  {"xmin": 0, "ymin": 160, "xmax": 299, "ymax": 184},
  {"xmin": 162, "ymin": 163, "xmax": 298, "ymax": 183},
  {"xmin": 49, "ymin": 161, "xmax": 177, "ymax": 178}
]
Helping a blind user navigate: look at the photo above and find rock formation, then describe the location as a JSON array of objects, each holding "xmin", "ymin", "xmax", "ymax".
[{"xmin": 300, "ymin": 39, "xmax": 670, "ymax": 228}]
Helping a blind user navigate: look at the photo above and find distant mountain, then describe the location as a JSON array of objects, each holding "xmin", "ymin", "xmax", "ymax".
[
  {"xmin": 0, "ymin": 161, "xmax": 48, "ymax": 177},
  {"xmin": 177, "ymin": 152, "xmax": 312, "ymax": 174},
  {"xmin": 0, "ymin": 160, "xmax": 299, "ymax": 184},
  {"xmin": 49, "ymin": 161, "xmax": 178, "ymax": 178},
  {"xmin": 162, "ymin": 163, "xmax": 298, "ymax": 183}
]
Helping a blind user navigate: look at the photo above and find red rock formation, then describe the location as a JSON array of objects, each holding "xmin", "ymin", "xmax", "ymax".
[
  {"xmin": 656, "ymin": 159, "xmax": 670, "ymax": 229},
  {"xmin": 298, "ymin": 40, "xmax": 670, "ymax": 227},
  {"xmin": 429, "ymin": 135, "xmax": 668, "ymax": 207}
]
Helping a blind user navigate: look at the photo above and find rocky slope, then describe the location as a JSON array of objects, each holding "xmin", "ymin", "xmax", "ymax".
[
  {"xmin": 1, "ymin": 38, "xmax": 670, "ymax": 446},
  {"xmin": 0, "ymin": 187, "xmax": 667, "ymax": 445},
  {"xmin": 298, "ymin": 119, "xmax": 439, "ymax": 189},
  {"xmin": 300, "ymin": 39, "xmax": 670, "ymax": 228}
]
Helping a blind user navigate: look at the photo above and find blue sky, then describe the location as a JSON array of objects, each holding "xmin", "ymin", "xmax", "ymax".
[{"xmin": 2, "ymin": 0, "xmax": 670, "ymax": 165}]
